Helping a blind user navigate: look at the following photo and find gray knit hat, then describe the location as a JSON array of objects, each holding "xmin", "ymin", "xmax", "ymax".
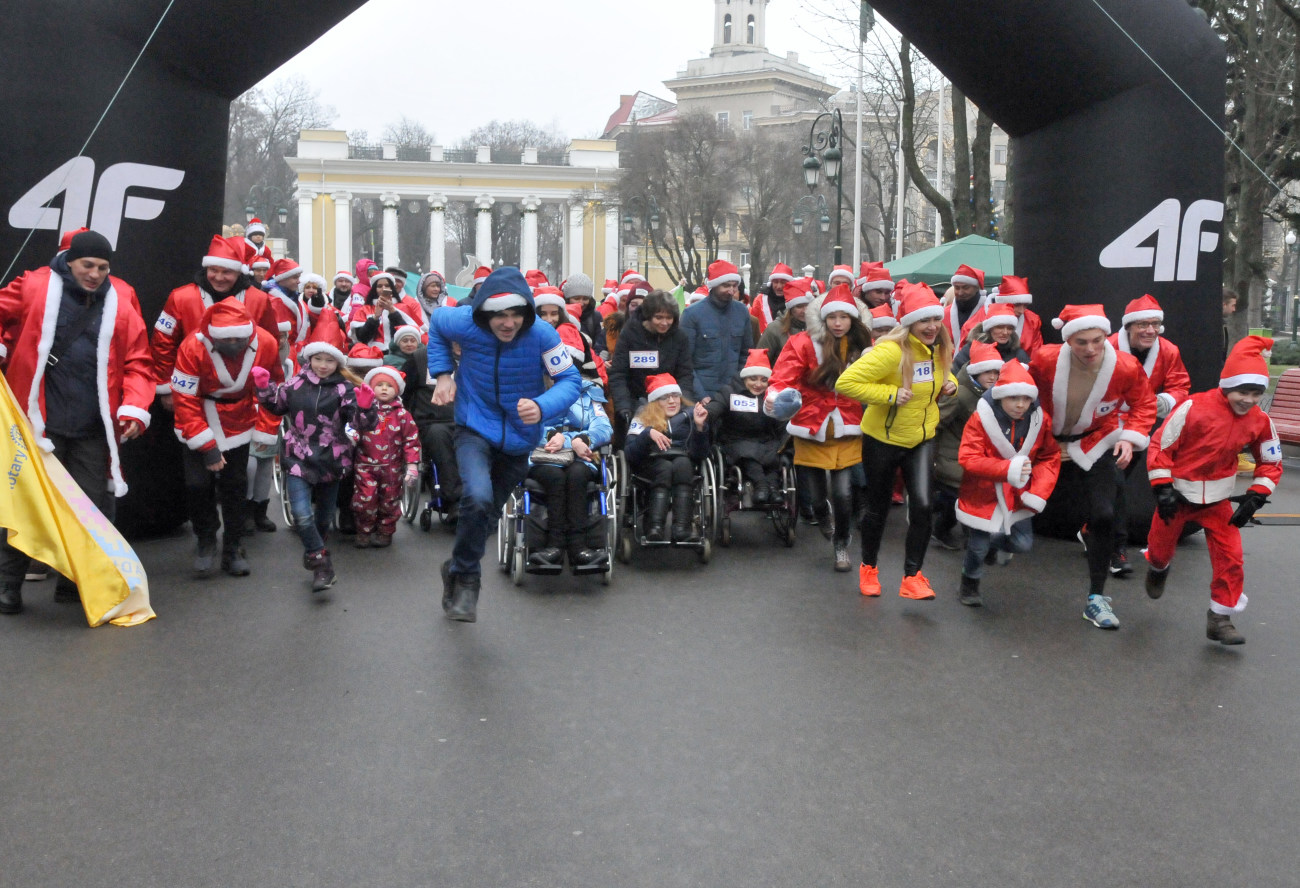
[{"xmin": 563, "ymin": 272, "xmax": 594, "ymax": 299}]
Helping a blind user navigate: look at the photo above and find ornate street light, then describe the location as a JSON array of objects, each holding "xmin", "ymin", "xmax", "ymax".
[
  {"xmin": 802, "ymin": 108, "xmax": 847, "ymax": 268},
  {"xmin": 792, "ymin": 194, "xmax": 832, "ymax": 270}
]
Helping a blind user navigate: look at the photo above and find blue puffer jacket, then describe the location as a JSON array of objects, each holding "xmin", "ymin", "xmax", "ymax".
[
  {"xmin": 533, "ymin": 378, "xmax": 614, "ymax": 475},
  {"xmin": 680, "ymin": 294, "xmax": 754, "ymax": 400},
  {"xmin": 427, "ymin": 267, "xmax": 582, "ymax": 454}
]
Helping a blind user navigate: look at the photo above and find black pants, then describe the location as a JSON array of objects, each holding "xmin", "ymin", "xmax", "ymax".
[
  {"xmin": 1111, "ymin": 449, "xmax": 1144, "ymax": 551},
  {"xmin": 639, "ymin": 455, "xmax": 695, "ymax": 488},
  {"xmin": 1046, "ymin": 452, "xmax": 1122, "ymax": 595},
  {"xmin": 859, "ymin": 436, "xmax": 934, "ymax": 575},
  {"xmin": 182, "ymin": 443, "xmax": 250, "ymax": 550},
  {"xmin": 0, "ymin": 432, "xmax": 114, "ymax": 586},
  {"xmin": 420, "ymin": 422, "xmax": 463, "ymax": 506},
  {"xmin": 530, "ymin": 462, "xmax": 596, "ymax": 551},
  {"xmin": 932, "ymin": 482, "xmax": 960, "ymax": 537},
  {"xmin": 796, "ymin": 465, "xmax": 858, "ymax": 547}
]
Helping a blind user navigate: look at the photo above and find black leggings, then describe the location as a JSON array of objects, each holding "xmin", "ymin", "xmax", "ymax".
[
  {"xmin": 796, "ymin": 465, "xmax": 857, "ymax": 547},
  {"xmin": 859, "ymin": 436, "xmax": 934, "ymax": 575},
  {"xmin": 530, "ymin": 462, "xmax": 594, "ymax": 550},
  {"xmin": 639, "ymin": 455, "xmax": 695, "ymax": 488}
]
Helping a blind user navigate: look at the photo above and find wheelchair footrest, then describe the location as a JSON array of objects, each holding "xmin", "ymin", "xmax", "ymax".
[
  {"xmin": 524, "ymin": 563, "xmax": 566, "ymax": 575},
  {"xmin": 572, "ymin": 562, "xmax": 609, "ymax": 575}
]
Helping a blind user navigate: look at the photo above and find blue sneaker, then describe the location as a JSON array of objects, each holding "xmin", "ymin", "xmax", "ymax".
[{"xmin": 1083, "ymin": 594, "xmax": 1120, "ymax": 630}]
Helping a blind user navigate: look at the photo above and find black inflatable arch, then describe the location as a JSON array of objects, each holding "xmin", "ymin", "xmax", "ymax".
[{"xmin": 0, "ymin": 0, "xmax": 1224, "ymax": 534}]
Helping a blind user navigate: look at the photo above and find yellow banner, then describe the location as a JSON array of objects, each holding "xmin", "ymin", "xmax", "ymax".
[{"xmin": 0, "ymin": 372, "xmax": 154, "ymax": 627}]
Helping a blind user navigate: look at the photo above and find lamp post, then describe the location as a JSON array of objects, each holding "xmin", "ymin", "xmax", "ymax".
[
  {"xmin": 802, "ymin": 108, "xmax": 846, "ymax": 269},
  {"xmin": 792, "ymin": 193, "xmax": 831, "ymax": 276},
  {"xmin": 245, "ymin": 184, "xmax": 290, "ymax": 230},
  {"xmin": 1287, "ymin": 230, "xmax": 1298, "ymax": 339},
  {"xmin": 622, "ymin": 196, "xmax": 661, "ymax": 279}
]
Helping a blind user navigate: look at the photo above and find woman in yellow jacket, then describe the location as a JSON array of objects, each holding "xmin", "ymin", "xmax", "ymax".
[{"xmin": 836, "ymin": 282, "xmax": 957, "ymax": 600}]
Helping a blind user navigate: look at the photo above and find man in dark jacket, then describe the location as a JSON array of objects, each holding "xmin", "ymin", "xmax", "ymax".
[
  {"xmin": 680, "ymin": 260, "xmax": 753, "ymax": 402},
  {"xmin": 609, "ymin": 290, "xmax": 694, "ymax": 423}
]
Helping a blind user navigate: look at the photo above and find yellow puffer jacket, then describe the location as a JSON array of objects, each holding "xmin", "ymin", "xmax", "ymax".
[{"xmin": 835, "ymin": 335, "xmax": 955, "ymax": 448}]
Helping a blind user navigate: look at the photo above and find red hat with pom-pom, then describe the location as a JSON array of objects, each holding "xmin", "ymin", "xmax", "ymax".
[
  {"xmin": 1220, "ymin": 335, "xmax": 1273, "ymax": 390},
  {"xmin": 991, "ymin": 358, "xmax": 1039, "ymax": 400},
  {"xmin": 966, "ymin": 340, "xmax": 1005, "ymax": 377},
  {"xmin": 739, "ymin": 348, "xmax": 773, "ymax": 379},
  {"xmin": 1052, "ymin": 304, "xmax": 1111, "ymax": 340},
  {"xmin": 645, "ymin": 373, "xmax": 682, "ymax": 402}
]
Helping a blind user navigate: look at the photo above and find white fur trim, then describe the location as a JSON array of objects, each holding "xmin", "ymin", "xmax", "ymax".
[
  {"xmin": 768, "ymin": 271, "xmax": 795, "ymax": 283},
  {"xmin": 647, "ymin": 383, "xmax": 681, "ymax": 401},
  {"xmin": 1118, "ymin": 428, "xmax": 1149, "ymax": 449},
  {"xmin": 251, "ymin": 429, "xmax": 279, "ymax": 446},
  {"xmin": 300, "ymin": 342, "xmax": 347, "ymax": 365},
  {"xmin": 1156, "ymin": 392, "xmax": 1176, "ymax": 418},
  {"xmin": 1148, "ymin": 468, "xmax": 1172, "ymax": 482},
  {"xmin": 348, "ymin": 356, "xmax": 383, "ymax": 369},
  {"xmin": 871, "ymin": 316, "xmax": 899, "ymax": 331},
  {"xmin": 706, "ymin": 272, "xmax": 742, "ymax": 289},
  {"xmin": 1219, "ymin": 373, "xmax": 1269, "ymax": 389},
  {"xmin": 364, "ymin": 366, "xmax": 406, "ymax": 394},
  {"xmin": 828, "ymin": 269, "xmax": 855, "ymax": 285},
  {"xmin": 334, "ymin": 272, "xmax": 357, "ymax": 284},
  {"xmin": 299, "ymin": 273, "xmax": 328, "ymax": 292},
  {"xmin": 155, "ymin": 382, "xmax": 172, "ymax": 395},
  {"xmin": 533, "ymin": 292, "xmax": 567, "ymax": 310},
  {"xmin": 1122, "ymin": 308, "xmax": 1164, "ymax": 327},
  {"xmin": 208, "ymin": 322, "xmax": 255, "ymax": 339},
  {"xmin": 992, "ymin": 381, "xmax": 1037, "ymax": 399},
  {"xmin": 993, "ymin": 292, "xmax": 1032, "ymax": 305},
  {"xmin": 981, "ymin": 313, "xmax": 1017, "ymax": 330},
  {"xmin": 859, "ymin": 279, "xmax": 894, "ymax": 292},
  {"xmin": 1057, "ymin": 315, "xmax": 1111, "ymax": 339},
  {"xmin": 185, "ymin": 428, "xmax": 216, "ymax": 450},
  {"xmin": 899, "ymin": 304, "xmax": 944, "ymax": 327},
  {"xmin": 480, "ymin": 293, "xmax": 528, "ymax": 312},
  {"xmin": 1007, "ymin": 454, "xmax": 1029, "ymax": 487},
  {"xmin": 276, "ymin": 321, "xmax": 292, "ymax": 332},
  {"xmin": 273, "ymin": 268, "xmax": 302, "ymax": 283},
  {"xmin": 1254, "ymin": 476, "xmax": 1277, "ymax": 494},
  {"xmin": 1210, "ymin": 594, "xmax": 1248, "ymax": 615},
  {"xmin": 951, "ymin": 274, "xmax": 981, "ymax": 288},
  {"xmin": 202, "ymin": 256, "xmax": 246, "ymax": 272},
  {"xmin": 784, "ymin": 293, "xmax": 812, "ymax": 310},
  {"xmin": 967, "ymin": 358, "xmax": 1005, "ymax": 377},
  {"xmin": 116, "ymin": 404, "xmax": 151, "ymax": 429},
  {"xmin": 1020, "ymin": 492, "xmax": 1046, "ymax": 513},
  {"xmin": 821, "ymin": 299, "xmax": 861, "ymax": 320},
  {"xmin": 739, "ymin": 366, "xmax": 772, "ymax": 379}
]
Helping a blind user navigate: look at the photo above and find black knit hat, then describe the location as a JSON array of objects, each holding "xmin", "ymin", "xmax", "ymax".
[{"xmin": 66, "ymin": 230, "xmax": 113, "ymax": 263}]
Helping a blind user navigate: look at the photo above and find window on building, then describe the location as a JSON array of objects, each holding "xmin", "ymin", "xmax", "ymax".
[
  {"xmin": 993, "ymin": 179, "xmax": 1006, "ymax": 203},
  {"xmin": 747, "ymin": 14, "xmax": 756, "ymax": 44},
  {"xmin": 717, "ymin": 111, "xmax": 730, "ymax": 128},
  {"xmin": 723, "ymin": 14, "xmax": 732, "ymax": 43},
  {"xmin": 994, "ymin": 145, "xmax": 1007, "ymax": 165},
  {"xmin": 740, "ymin": 251, "xmax": 751, "ymax": 268},
  {"xmin": 742, "ymin": 111, "xmax": 753, "ymax": 130}
]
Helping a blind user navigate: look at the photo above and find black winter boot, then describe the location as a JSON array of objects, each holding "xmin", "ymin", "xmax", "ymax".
[
  {"xmin": 1206, "ymin": 609, "xmax": 1245, "ymax": 645},
  {"xmin": 252, "ymin": 499, "xmax": 276, "ymax": 532},
  {"xmin": 308, "ymin": 548, "xmax": 336, "ymax": 592},
  {"xmin": 447, "ymin": 574, "xmax": 480, "ymax": 622},
  {"xmin": 440, "ymin": 560, "xmax": 455, "ymax": 612},
  {"xmin": 958, "ymin": 575, "xmax": 983, "ymax": 607},
  {"xmin": 1145, "ymin": 564, "xmax": 1169, "ymax": 599},
  {"xmin": 194, "ymin": 537, "xmax": 219, "ymax": 578},
  {"xmin": 671, "ymin": 484, "xmax": 697, "ymax": 542},
  {"xmin": 0, "ymin": 582, "xmax": 23, "ymax": 615},
  {"xmin": 222, "ymin": 545, "xmax": 251, "ymax": 577},
  {"xmin": 646, "ymin": 488, "xmax": 670, "ymax": 542}
]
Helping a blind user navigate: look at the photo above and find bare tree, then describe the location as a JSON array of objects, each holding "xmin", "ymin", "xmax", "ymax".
[
  {"xmin": 735, "ymin": 131, "xmax": 806, "ymax": 290},
  {"xmin": 456, "ymin": 119, "xmax": 568, "ymax": 156},
  {"xmin": 382, "ymin": 116, "xmax": 435, "ymax": 148}
]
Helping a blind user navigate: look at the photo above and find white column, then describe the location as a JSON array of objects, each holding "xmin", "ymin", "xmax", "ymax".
[
  {"xmin": 474, "ymin": 194, "xmax": 495, "ymax": 266},
  {"xmin": 380, "ymin": 192, "xmax": 400, "ymax": 268},
  {"xmin": 296, "ymin": 188, "xmax": 317, "ymax": 272},
  {"xmin": 331, "ymin": 191, "xmax": 352, "ymax": 275},
  {"xmin": 427, "ymin": 194, "xmax": 446, "ymax": 275},
  {"xmin": 568, "ymin": 202, "xmax": 585, "ymax": 278},
  {"xmin": 520, "ymin": 196, "xmax": 541, "ymax": 271},
  {"xmin": 603, "ymin": 203, "xmax": 619, "ymax": 284}
]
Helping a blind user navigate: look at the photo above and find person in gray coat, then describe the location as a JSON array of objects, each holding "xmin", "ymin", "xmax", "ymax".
[{"xmin": 680, "ymin": 260, "xmax": 753, "ymax": 403}]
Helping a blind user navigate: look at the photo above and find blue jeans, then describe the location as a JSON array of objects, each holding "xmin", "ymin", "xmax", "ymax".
[
  {"xmin": 450, "ymin": 427, "xmax": 531, "ymax": 577},
  {"xmin": 962, "ymin": 518, "xmax": 1034, "ymax": 581},
  {"xmin": 285, "ymin": 475, "xmax": 340, "ymax": 553}
]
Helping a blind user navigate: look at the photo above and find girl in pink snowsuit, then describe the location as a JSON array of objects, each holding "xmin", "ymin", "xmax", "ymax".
[{"xmin": 351, "ymin": 365, "xmax": 421, "ymax": 548}]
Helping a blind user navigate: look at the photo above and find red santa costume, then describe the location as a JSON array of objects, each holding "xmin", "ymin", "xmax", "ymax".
[
  {"xmin": 351, "ymin": 366, "xmax": 421, "ymax": 542},
  {"xmin": 856, "ymin": 262, "xmax": 895, "ymax": 308},
  {"xmin": 827, "ymin": 265, "xmax": 855, "ymax": 290},
  {"xmin": 1145, "ymin": 336, "xmax": 1283, "ymax": 624},
  {"xmin": 151, "ymin": 236, "xmax": 280, "ymax": 395},
  {"xmin": 943, "ymin": 263, "xmax": 988, "ymax": 347},
  {"xmin": 960, "ymin": 274, "xmax": 1043, "ymax": 356},
  {"xmin": 1108, "ymin": 294, "xmax": 1191, "ymax": 421},
  {"xmin": 750, "ymin": 263, "xmax": 796, "ymax": 333},
  {"xmin": 346, "ymin": 272, "xmax": 423, "ymax": 348},
  {"xmin": 0, "ymin": 262, "xmax": 154, "ymax": 496},
  {"xmin": 243, "ymin": 218, "xmax": 273, "ymax": 265},
  {"xmin": 535, "ymin": 288, "xmax": 608, "ymax": 385},
  {"xmin": 265, "ymin": 258, "xmax": 308, "ymax": 343},
  {"xmin": 869, "ymin": 304, "xmax": 899, "ymax": 335}
]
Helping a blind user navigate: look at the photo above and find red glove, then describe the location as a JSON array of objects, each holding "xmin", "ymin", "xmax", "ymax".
[
  {"xmin": 355, "ymin": 384, "xmax": 375, "ymax": 408},
  {"xmin": 251, "ymin": 366, "xmax": 271, "ymax": 389}
]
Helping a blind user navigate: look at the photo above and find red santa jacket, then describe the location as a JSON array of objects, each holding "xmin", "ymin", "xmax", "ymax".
[
  {"xmin": 151, "ymin": 282, "xmax": 280, "ymax": 395},
  {"xmin": 764, "ymin": 330, "xmax": 864, "ymax": 442},
  {"xmin": 266, "ymin": 283, "xmax": 308, "ymax": 344},
  {"xmin": 942, "ymin": 294, "xmax": 988, "ymax": 348},
  {"xmin": 1147, "ymin": 389, "xmax": 1283, "ymax": 503},
  {"xmin": 961, "ymin": 306, "xmax": 1044, "ymax": 357},
  {"xmin": 347, "ymin": 298, "xmax": 423, "ymax": 348},
  {"xmin": 355, "ymin": 399, "xmax": 421, "ymax": 468},
  {"xmin": 956, "ymin": 397, "xmax": 1062, "ymax": 533},
  {"xmin": 171, "ymin": 327, "xmax": 284, "ymax": 455},
  {"xmin": 750, "ymin": 293, "xmax": 781, "ymax": 333},
  {"xmin": 1029, "ymin": 341, "xmax": 1157, "ymax": 470},
  {"xmin": 0, "ymin": 266, "xmax": 154, "ymax": 496},
  {"xmin": 1109, "ymin": 329, "xmax": 1191, "ymax": 419}
]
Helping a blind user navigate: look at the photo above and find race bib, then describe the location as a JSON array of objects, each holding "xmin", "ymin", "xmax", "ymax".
[
  {"xmin": 154, "ymin": 311, "xmax": 177, "ymax": 336},
  {"xmin": 1261, "ymin": 438, "xmax": 1282, "ymax": 461},
  {"xmin": 628, "ymin": 420, "xmax": 646, "ymax": 435},
  {"xmin": 629, "ymin": 350, "xmax": 659, "ymax": 369},
  {"xmin": 543, "ymin": 343, "xmax": 574, "ymax": 377},
  {"xmin": 730, "ymin": 394, "xmax": 759, "ymax": 413},
  {"xmin": 169, "ymin": 370, "xmax": 199, "ymax": 395},
  {"xmin": 1095, "ymin": 399, "xmax": 1119, "ymax": 417},
  {"xmin": 592, "ymin": 404, "xmax": 606, "ymax": 417},
  {"xmin": 912, "ymin": 360, "xmax": 935, "ymax": 384}
]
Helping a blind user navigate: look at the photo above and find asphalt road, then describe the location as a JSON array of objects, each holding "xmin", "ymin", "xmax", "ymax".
[{"xmin": 3, "ymin": 471, "xmax": 1298, "ymax": 888}]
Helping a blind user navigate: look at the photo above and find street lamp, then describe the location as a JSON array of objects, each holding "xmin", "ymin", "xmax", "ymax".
[
  {"xmin": 792, "ymin": 194, "xmax": 832, "ymax": 270},
  {"xmin": 246, "ymin": 185, "xmax": 290, "ymax": 229},
  {"xmin": 621, "ymin": 195, "xmax": 661, "ymax": 276},
  {"xmin": 802, "ymin": 108, "xmax": 847, "ymax": 267}
]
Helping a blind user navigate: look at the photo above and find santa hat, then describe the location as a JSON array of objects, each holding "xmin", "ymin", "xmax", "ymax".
[
  {"xmin": 869, "ymin": 304, "xmax": 899, "ymax": 332},
  {"xmin": 392, "ymin": 324, "xmax": 422, "ymax": 346},
  {"xmin": 58, "ymin": 227, "xmax": 90, "ymax": 253},
  {"xmin": 556, "ymin": 322, "xmax": 589, "ymax": 364},
  {"xmin": 250, "ymin": 256, "xmax": 272, "ymax": 272},
  {"xmin": 820, "ymin": 283, "xmax": 862, "ymax": 320},
  {"xmin": 620, "ymin": 281, "xmax": 651, "ymax": 301},
  {"xmin": 532, "ymin": 287, "xmax": 568, "ymax": 311},
  {"xmin": 298, "ymin": 272, "xmax": 328, "ymax": 293},
  {"xmin": 524, "ymin": 269, "xmax": 549, "ymax": 290},
  {"xmin": 271, "ymin": 257, "xmax": 302, "ymax": 283},
  {"xmin": 202, "ymin": 235, "xmax": 249, "ymax": 273},
  {"xmin": 828, "ymin": 264, "xmax": 855, "ymax": 287},
  {"xmin": 602, "ymin": 279, "xmax": 618, "ymax": 295},
  {"xmin": 364, "ymin": 365, "xmax": 406, "ymax": 395},
  {"xmin": 857, "ymin": 261, "xmax": 894, "ymax": 292},
  {"xmin": 245, "ymin": 218, "xmax": 268, "ymax": 237},
  {"xmin": 1052, "ymin": 304, "xmax": 1111, "ymax": 340},
  {"xmin": 739, "ymin": 348, "xmax": 772, "ymax": 379},
  {"xmin": 768, "ymin": 263, "xmax": 796, "ymax": 283},
  {"xmin": 472, "ymin": 265, "xmax": 492, "ymax": 282},
  {"xmin": 1220, "ymin": 335, "xmax": 1273, "ymax": 390},
  {"xmin": 991, "ymin": 359, "xmax": 1039, "ymax": 400},
  {"xmin": 966, "ymin": 341, "xmax": 1005, "ymax": 377},
  {"xmin": 1122, "ymin": 294, "xmax": 1165, "ymax": 332},
  {"xmin": 347, "ymin": 343, "xmax": 384, "ymax": 370},
  {"xmin": 333, "ymin": 270, "xmax": 356, "ymax": 285},
  {"xmin": 645, "ymin": 373, "xmax": 682, "ymax": 402},
  {"xmin": 298, "ymin": 312, "xmax": 349, "ymax": 365},
  {"xmin": 813, "ymin": 279, "xmax": 827, "ymax": 297},
  {"xmin": 981, "ymin": 304, "xmax": 1019, "ymax": 331},
  {"xmin": 951, "ymin": 264, "xmax": 985, "ymax": 292},
  {"xmin": 782, "ymin": 278, "xmax": 813, "ymax": 310},
  {"xmin": 203, "ymin": 300, "xmax": 255, "ymax": 340},
  {"xmin": 369, "ymin": 271, "xmax": 396, "ymax": 290},
  {"xmin": 895, "ymin": 281, "xmax": 945, "ymax": 327},
  {"xmin": 706, "ymin": 260, "xmax": 741, "ymax": 289},
  {"xmin": 993, "ymin": 275, "xmax": 1031, "ymax": 305},
  {"xmin": 620, "ymin": 269, "xmax": 647, "ymax": 285},
  {"xmin": 686, "ymin": 286, "xmax": 708, "ymax": 305}
]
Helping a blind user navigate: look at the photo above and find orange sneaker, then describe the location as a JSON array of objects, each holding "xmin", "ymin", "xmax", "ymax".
[
  {"xmin": 859, "ymin": 564, "xmax": 882, "ymax": 597},
  {"xmin": 899, "ymin": 572, "xmax": 936, "ymax": 600}
]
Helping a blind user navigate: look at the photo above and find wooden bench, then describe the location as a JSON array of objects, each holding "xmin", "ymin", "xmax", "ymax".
[{"xmin": 1268, "ymin": 367, "xmax": 1300, "ymax": 444}]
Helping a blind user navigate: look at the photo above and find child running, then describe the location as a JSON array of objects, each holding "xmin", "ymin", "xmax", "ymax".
[{"xmin": 351, "ymin": 365, "xmax": 421, "ymax": 549}]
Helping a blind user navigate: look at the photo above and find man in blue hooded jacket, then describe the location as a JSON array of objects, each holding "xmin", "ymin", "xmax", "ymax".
[{"xmin": 428, "ymin": 266, "xmax": 582, "ymax": 622}]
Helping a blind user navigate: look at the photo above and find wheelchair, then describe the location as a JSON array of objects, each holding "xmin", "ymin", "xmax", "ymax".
[
  {"xmin": 496, "ymin": 451, "xmax": 618, "ymax": 587},
  {"xmin": 404, "ymin": 456, "xmax": 455, "ymax": 531},
  {"xmin": 272, "ymin": 419, "xmax": 293, "ymax": 526},
  {"xmin": 612, "ymin": 449, "xmax": 717, "ymax": 564},
  {"xmin": 709, "ymin": 446, "xmax": 797, "ymax": 548}
]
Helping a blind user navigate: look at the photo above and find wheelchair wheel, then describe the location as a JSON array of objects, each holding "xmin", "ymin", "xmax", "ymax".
[
  {"xmin": 511, "ymin": 546, "xmax": 526, "ymax": 586},
  {"xmin": 497, "ymin": 495, "xmax": 515, "ymax": 570},
  {"xmin": 719, "ymin": 512, "xmax": 731, "ymax": 547},
  {"xmin": 699, "ymin": 458, "xmax": 718, "ymax": 542},
  {"xmin": 617, "ymin": 534, "xmax": 634, "ymax": 564},
  {"xmin": 698, "ymin": 538, "xmax": 712, "ymax": 564},
  {"xmin": 419, "ymin": 508, "xmax": 433, "ymax": 531},
  {"xmin": 600, "ymin": 551, "xmax": 613, "ymax": 586}
]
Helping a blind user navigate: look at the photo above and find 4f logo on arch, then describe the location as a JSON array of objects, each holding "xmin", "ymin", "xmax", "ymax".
[
  {"xmin": 7, "ymin": 157, "xmax": 185, "ymax": 248},
  {"xmin": 1099, "ymin": 198, "xmax": 1223, "ymax": 282}
]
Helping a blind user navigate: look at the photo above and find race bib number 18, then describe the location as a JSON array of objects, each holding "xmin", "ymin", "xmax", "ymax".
[{"xmin": 912, "ymin": 361, "xmax": 934, "ymax": 384}]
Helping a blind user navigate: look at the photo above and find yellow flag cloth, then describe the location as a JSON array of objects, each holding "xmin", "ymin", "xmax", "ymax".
[{"xmin": 0, "ymin": 371, "xmax": 154, "ymax": 627}]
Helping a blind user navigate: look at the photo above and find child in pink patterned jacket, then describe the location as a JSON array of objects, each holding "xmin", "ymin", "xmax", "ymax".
[{"xmin": 351, "ymin": 365, "xmax": 421, "ymax": 548}]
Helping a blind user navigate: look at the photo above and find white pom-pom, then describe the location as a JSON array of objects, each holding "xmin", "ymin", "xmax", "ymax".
[
  {"xmin": 1261, "ymin": 348, "xmax": 1273, "ymax": 359},
  {"xmin": 1159, "ymin": 325, "xmax": 1166, "ymax": 334},
  {"xmin": 1052, "ymin": 318, "xmax": 1065, "ymax": 330}
]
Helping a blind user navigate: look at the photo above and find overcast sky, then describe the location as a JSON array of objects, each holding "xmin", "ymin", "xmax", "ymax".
[{"xmin": 260, "ymin": 0, "xmax": 860, "ymax": 144}]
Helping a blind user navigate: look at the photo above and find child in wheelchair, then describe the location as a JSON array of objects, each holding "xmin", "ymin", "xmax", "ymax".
[
  {"xmin": 624, "ymin": 373, "xmax": 711, "ymax": 542},
  {"xmin": 706, "ymin": 349, "xmax": 785, "ymax": 506}
]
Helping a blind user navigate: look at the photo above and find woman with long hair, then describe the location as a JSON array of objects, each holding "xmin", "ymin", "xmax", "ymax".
[
  {"xmin": 764, "ymin": 284, "xmax": 871, "ymax": 571},
  {"xmin": 837, "ymin": 281, "xmax": 957, "ymax": 600}
]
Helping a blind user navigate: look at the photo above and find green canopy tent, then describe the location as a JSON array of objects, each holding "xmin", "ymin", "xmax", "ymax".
[{"xmin": 884, "ymin": 235, "xmax": 1014, "ymax": 289}]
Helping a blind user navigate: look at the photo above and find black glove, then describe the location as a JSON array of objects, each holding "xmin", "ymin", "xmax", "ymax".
[
  {"xmin": 1229, "ymin": 491, "xmax": 1268, "ymax": 527},
  {"xmin": 618, "ymin": 409, "xmax": 632, "ymax": 428},
  {"xmin": 308, "ymin": 291, "xmax": 326, "ymax": 309},
  {"xmin": 1154, "ymin": 485, "xmax": 1185, "ymax": 523},
  {"xmin": 387, "ymin": 310, "xmax": 404, "ymax": 330}
]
